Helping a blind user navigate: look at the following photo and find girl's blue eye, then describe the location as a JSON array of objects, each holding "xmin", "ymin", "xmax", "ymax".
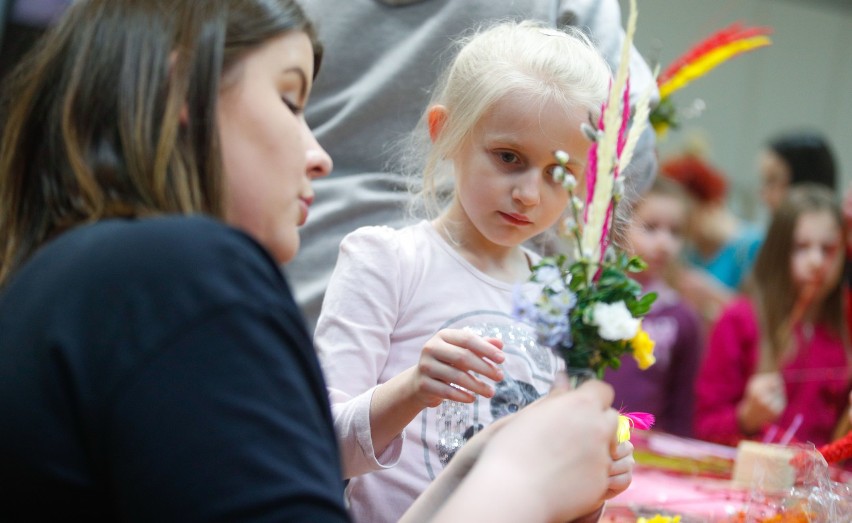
[{"xmin": 497, "ymin": 151, "xmax": 519, "ymax": 164}]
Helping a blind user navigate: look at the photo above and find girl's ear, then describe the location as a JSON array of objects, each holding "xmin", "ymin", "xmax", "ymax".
[{"xmin": 427, "ymin": 105, "xmax": 448, "ymax": 143}]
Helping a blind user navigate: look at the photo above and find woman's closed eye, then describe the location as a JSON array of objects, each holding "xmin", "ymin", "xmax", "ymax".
[{"xmin": 282, "ymin": 96, "xmax": 304, "ymax": 115}]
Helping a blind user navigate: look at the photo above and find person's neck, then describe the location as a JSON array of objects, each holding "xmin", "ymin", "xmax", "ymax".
[
  {"xmin": 693, "ymin": 236, "xmax": 724, "ymax": 261},
  {"xmin": 432, "ymin": 212, "xmax": 531, "ymax": 284}
]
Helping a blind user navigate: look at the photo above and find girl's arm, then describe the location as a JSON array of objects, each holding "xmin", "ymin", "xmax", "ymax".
[
  {"xmin": 315, "ymin": 227, "xmax": 410, "ymax": 478},
  {"xmin": 369, "ymin": 329, "xmax": 505, "ymax": 455},
  {"xmin": 693, "ymin": 300, "xmax": 762, "ymax": 444},
  {"xmin": 316, "ymin": 227, "xmax": 505, "ymax": 477}
]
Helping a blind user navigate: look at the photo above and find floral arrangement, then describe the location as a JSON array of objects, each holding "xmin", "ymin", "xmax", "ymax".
[
  {"xmin": 512, "ymin": 0, "xmax": 657, "ymax": 380},
  {"xmin": 651, "ymin": 23, "xmax": 772, "ymax": 137}
]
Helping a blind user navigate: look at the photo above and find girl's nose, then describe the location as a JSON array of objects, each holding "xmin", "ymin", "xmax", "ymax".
[{"xmin": 512, "ymin": 171, "xmax": 541, "ymax": 206}]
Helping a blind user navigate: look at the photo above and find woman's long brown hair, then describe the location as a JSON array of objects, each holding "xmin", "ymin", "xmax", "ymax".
[{"xmin": 0, "ymin": 0, "xmax": 321, "ymax": 285}]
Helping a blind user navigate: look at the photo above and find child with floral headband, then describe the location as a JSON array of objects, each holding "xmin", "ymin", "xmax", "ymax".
[{"xmin": 314, "ymin": 21, "xmax": 633, "ymax": 523}]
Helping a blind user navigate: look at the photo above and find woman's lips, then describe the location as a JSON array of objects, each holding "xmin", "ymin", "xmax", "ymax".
[{"xmin": 298, "ymin": 196, "xmax": 313, "ymax": 226}]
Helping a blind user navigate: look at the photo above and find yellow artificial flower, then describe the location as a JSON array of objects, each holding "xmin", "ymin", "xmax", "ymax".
[
  {"xmin": 631, "ymin": 324, "xmax": 656, "ymax": 369},
  {"xmin": 637, "ymin": 515, "xmax": 681, "ymax": 523},
  {"xmin": 617, "ymin": 415, "xmax": 632, "ymax": 443}
]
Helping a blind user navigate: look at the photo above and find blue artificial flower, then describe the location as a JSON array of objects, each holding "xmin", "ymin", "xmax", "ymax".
[
  {"xmin": 511, "ymin": 283, "xmax": 540, "ymax": 325},
  {"xmin": 535, "ymin": 308, "xmax": 572, "ymax": 348}
]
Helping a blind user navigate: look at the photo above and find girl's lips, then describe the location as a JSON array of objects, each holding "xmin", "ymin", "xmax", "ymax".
[{"xmin": 500, "ymin": 212, "xmax": 532, "ymax": 226}]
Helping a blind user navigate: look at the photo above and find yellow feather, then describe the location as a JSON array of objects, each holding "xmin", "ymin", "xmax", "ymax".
[{"xmin": 658, "ymin": 36, "xmax": 771, "ymax": 98}]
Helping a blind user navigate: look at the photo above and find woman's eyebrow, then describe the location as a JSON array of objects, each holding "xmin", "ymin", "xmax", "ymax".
[{"xmin": 283, "ymin": 67, "xmax": 308, "ymax": 99}]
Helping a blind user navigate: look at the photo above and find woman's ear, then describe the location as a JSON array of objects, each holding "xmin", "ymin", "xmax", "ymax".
[
  {"xmin": 169, "ymin": 50, "xmax": 191, "ymax": 126},
  {"xmin": 427, "ymin": 105, "xmax": 447, "ymax": 143}
]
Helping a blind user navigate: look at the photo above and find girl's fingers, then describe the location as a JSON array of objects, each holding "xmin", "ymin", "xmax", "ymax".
[
  {"xmin": 425, "ymin": 332, "xmax": 504, "ymax": 382},
  {"xmin": 420, "ymin": 379, "xmax": 477, "ymax": 403},
  {"xmin": 419, "ymin": 357, "xmax": 498, "ymax": 398},
  {"xmin": 439, "ymin": 329, "xmax": 506, "ymax": 364}
]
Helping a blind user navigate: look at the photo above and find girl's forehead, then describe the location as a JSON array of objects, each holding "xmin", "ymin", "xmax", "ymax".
[
  {"xmin": 474, "ymin": 94, "xmax": 590, "ymax": 149},
  {"xmin": 637, "ymin": 193, "xmax": 686, "ymax": 214},
  {"xmin": 794, "ymin": 209, "xmax": 841, "ymax": 237}
]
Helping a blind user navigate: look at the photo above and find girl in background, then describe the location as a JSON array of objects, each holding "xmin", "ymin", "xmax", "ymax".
[
  {"xmin": 694, "ymin": 184, "xmax": 851, "ymax": 447},
  {"xmin": 315, "ymin": 21, "xmax": 632, "ymax": 523},
  {"xmin": 605, "ymin": 177, "xmax": 704, "ymax": 437}
]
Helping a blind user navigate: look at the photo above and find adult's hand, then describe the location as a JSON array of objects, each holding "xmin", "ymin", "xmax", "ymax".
[{"xmin": 422, "ymin": 379, "xmax": 618, "ymax": 523}]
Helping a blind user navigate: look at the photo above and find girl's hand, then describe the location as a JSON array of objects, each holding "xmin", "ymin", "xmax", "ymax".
[
  {"xmin": 736, "ymin": 372, "xmax": 786, "ymax": 434},
  {"xmin": 411, "ymin": 328, "xmax": 505, "ymax": 408},
  {"xmin": 368, "ymin": 329, "xmax": 504, "ymax": 457}
]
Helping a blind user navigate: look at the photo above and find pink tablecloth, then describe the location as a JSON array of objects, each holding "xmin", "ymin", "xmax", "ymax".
[{"xmin": 605, "ymin": 468, "xmax": 775, "ymax": 521}]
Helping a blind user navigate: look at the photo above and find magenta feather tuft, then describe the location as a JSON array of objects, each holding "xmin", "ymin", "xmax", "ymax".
[{"xmin": 622, "ymin": 411, "xmax": 656, "ymax": 431}]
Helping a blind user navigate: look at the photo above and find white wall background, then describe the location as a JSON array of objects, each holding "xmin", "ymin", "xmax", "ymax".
[{"xmin": 617, "ymin": 0, "xmax": 852, "ymax": 222}]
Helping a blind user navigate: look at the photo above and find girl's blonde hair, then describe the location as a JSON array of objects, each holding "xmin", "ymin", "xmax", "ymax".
[
  {"xmin": 746, "ymin": 184, "xmax": 850, "ymax": 371},
  {"xmin": 404, "ymin": 20, "xmax": 611, "ymax": 218}
]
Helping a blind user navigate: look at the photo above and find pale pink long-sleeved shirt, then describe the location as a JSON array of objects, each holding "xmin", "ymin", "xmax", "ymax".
[{"xmin": 315, "ymin": 221, "xmax": 561, "ymax": 523}]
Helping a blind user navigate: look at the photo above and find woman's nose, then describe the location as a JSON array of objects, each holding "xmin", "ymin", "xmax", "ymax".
[{"xmin": 303, "ymin": 123, "xmax": 332, "ymax": 179}]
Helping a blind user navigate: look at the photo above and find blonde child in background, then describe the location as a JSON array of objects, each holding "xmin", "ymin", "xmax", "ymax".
[
  {"xmin": 314, "ymin": 21, "xmax": 633, "ymax": 523},
  {"xmin": 604, "ymin": 177, "xmax": 704, "ymax": 437},
  {"xmin": 694, "ymin": 184, "xmax": 852, "ymax": 447}
]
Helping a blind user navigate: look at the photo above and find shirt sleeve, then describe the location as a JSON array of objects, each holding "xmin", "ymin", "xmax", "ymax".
[
  {"xmin": 693, "ymin": 300, "xmax": 756, "ymax": 445},
  {"xmin": 314, "ymin": 226, "xmax": 406, "ymax": 478},
  {"xmin": 662, "ymin": 303, "xmax": 704, "ymax": 437},
  {"xmin": 106, "ymin": 304, "xmax": 351, "ymax": 523}
]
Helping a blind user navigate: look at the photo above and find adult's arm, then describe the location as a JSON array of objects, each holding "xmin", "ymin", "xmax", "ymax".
[{"xmin": 423, "ymin": 381, "xmax": 618, "ymax": 523}]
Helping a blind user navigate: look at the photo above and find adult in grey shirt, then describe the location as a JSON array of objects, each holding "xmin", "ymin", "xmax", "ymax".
[{"xmin": 291, "ymin": 0, "xmax": 659, "ymax": 330}]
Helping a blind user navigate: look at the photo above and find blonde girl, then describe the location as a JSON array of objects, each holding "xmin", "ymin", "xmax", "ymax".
[{"xmin": 315, "ymin": 21, "xmax": 632, "ymax": 523}]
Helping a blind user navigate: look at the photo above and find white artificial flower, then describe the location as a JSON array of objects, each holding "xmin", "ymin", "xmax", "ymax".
[
  {"xmin": 562, "ymin": 174, "xmax": 577, "ymax": 191},
  {"xmin": 613, "ymin": 178, "xmax": 625, "ymax": 201},
  {"xmin": 554, "ymin": 150, "xmax": 570, "ymax": 165},
  {"xmin": 591, "ymin": 301, "xmax": 640, "ymax": 341},
  {"xmin": 550, "ymin": 165, "xmax": 566, "ymax": 183}
]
